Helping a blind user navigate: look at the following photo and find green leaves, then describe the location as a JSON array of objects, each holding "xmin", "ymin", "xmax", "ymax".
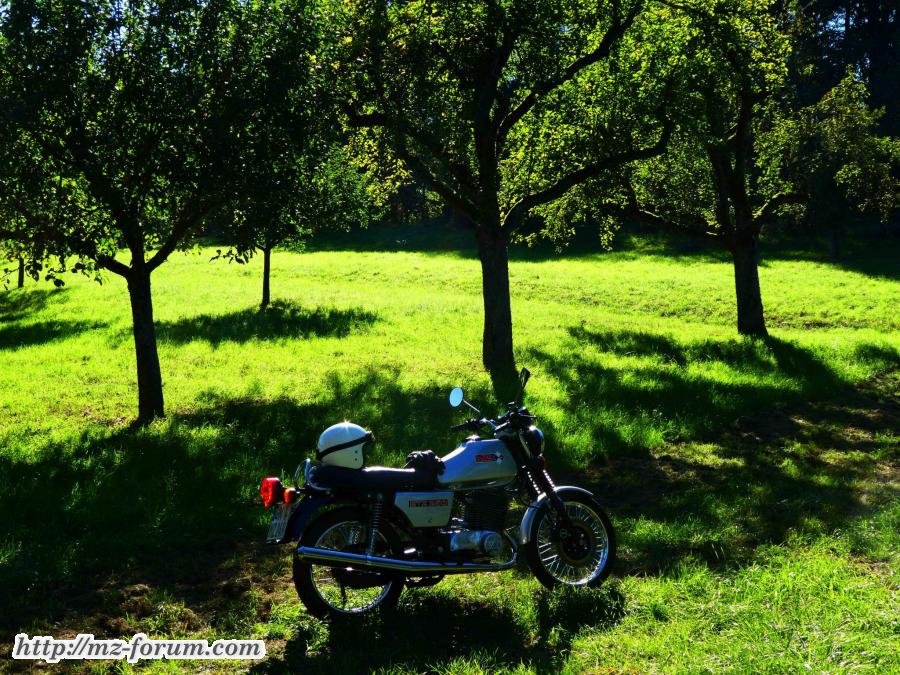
[
  {"xmin": 327, "ymin": 0, "xmax": 680, "ymax": 232},
  {"xmin": 0, "ymin": 0, "xmax": 260, "ymax": 278}
]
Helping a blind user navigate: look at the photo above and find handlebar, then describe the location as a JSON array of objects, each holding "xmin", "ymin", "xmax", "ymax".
[
  {"xmin": 450, "ymin": 409, "xmax": 534, "ymax": 434},
  {"xmin": 449, "ymin": 417, "xmax": 499, "ymax": 433}
]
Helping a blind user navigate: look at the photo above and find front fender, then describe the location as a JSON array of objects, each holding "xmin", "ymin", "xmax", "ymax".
[
  {"xmin": 518, "ymin": 485, "xmax": 594, "ymax": 545},
  {"xmin": 278, "ymin": 493, "xmax": 336, "ymax": 543}
]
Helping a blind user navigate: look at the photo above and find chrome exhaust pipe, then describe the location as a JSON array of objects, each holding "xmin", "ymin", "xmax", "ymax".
[{"xmin": 295, "ymin": 546, "xmax": 516, "ymax": 574}]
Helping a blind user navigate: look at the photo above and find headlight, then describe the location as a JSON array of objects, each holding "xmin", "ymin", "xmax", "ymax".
[{"xmin": 523, "ymin": 425, "xmax": 544, "ymax": 455}]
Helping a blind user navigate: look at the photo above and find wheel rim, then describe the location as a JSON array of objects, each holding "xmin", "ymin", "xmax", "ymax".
[
  {"xmin": 536, "ymin": 501, "xmax": 609, "ymax": 585},
  {"xmin": 308, "ymin": 520, "xmax": 395, "ymax": 614}
]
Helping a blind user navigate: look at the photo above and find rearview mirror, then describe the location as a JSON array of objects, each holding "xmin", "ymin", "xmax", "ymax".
[{"xmin": 449, "ymin": 387, "xmax": 464, "ymax": 408}]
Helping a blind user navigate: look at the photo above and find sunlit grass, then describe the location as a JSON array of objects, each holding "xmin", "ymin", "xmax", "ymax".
[
  {"xmin": 0, "ymin": 236, "xmax": 897, "ymax": 672},
  {"xmin": 1, "ymin": 243, "xmax": 897, "ymax": 460}
]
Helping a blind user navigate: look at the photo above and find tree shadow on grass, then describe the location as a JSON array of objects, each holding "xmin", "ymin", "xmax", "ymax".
[
  {"xmin": 0, "ymin": 287, "xmax": 68, "ymax": 322},
  {"xmin": 1, "ymin": 357, "xmax": 896, "ymax": 668},
  {"xmin": 258, "ymin": 583, "xmax": 625, "ymax": 674},
  {"xmin": 528, "ymin": 327, "xmax": 899, "ymax": 574},
  {"xmin": 0, "ymin": 369, "xmax": 472, "ymax": 636},
  {"xmin": 156, "ymin": 300, "xmax": 378, "ymax": 346},
  {"xmin": 0, "ymin": 320, "xmax": 105, "ymax": 350},
  {"xmin": 528, "ymin": 327, "xmax": 896, "ymax": 461}
]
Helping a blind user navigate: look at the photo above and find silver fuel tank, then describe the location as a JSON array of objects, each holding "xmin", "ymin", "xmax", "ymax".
[{"xmin": 438, "ymin": 438, "xmax": 517, "ymax": 489}]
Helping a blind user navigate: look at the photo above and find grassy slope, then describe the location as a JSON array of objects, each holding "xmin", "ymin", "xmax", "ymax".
[{"xmin": 0, "ymin": 234, "xmax": 897, "ymax": 672}]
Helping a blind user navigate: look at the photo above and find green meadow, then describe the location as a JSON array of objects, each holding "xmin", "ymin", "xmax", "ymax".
[{"xmin": 1, "ymin": 229, "xmax": 897, "ymax": 672}]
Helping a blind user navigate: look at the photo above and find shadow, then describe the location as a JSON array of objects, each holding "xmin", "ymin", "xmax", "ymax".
[
  {"xmin": 0, "ymin": 368, "xmax": 475, "ymax": 635},
  {"xmin": 256, "ymin": 584, "xmax": 625, "ymax": 674},
  {"xmin": 156, "ymin": 300, "xmax": 378, "ymax": 346},
  {"xmin": 0, "ymin": 320, "xmax": 105, "ymax": 350},
  {"xmin": 0, "ymin": 288, "xmax": 68, "ymax": 322},
  {"xmin": 585, "ymin": 381, "xmax": 900, "ymax": 574},
  {"xmin": 1, "ymin": 357, "xmax": 896, "ymax": 669},
  {"xmin": 528, "ymin": 327, "xmax": 899, "ymax": 574},
  {"xmin": 528, "ymin": 328, "xmax": 894, "ymax": 460},
  {"xmin": 310, "ymin": 218, "xmax": 900, "ymax": 275},
  {"xmin": 306, "ymin": 218, "xmax": 623, "ymax": 261}
]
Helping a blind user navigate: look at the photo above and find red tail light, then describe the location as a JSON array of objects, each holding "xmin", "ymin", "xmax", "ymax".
[{"xmin": 260, "ymin": 477, "xmax": 284, "ymax": 508}]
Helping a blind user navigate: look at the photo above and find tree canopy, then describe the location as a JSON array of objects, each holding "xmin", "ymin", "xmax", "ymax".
[
  {"xmin": 324, "ymin": 0, "xmax": 690, "ymax": 393},
  {"xmin": 0, "ymin": 0, "xmax": 291, "ymax": 420}
]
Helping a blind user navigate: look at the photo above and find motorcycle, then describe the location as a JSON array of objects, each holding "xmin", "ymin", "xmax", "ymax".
[{"xmin": 259, "ymin": 368, "xmax": 616, "ymax": 617}]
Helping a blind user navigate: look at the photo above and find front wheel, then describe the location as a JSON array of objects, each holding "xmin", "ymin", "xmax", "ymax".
[
  {"xmin": 524, "ymin": 492, "xmax": 616, "ymax": 589},
  {"xmin": 293, "ymin": 507, "xmax": 404, "ymax": 618}
]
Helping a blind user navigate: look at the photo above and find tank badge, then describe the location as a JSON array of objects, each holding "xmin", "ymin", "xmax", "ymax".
[{"xmin": 475, "ymin": 453, "xmax": 500, "ymax": 462}]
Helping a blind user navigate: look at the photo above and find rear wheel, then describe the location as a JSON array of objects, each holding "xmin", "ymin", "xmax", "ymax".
[
  {"xmin": 524, "ymin": 492, "xmax": 616, "ymax": 589},
  {"xmin": 293, "ymin": 507, "xmax": 404, "ymax": 618}
]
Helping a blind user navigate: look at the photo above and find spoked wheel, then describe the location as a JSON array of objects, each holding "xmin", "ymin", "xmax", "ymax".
[
  {"xmin": 293, "ymin": 507, "xmax": 404, "ymax": 618},
  {"xmin": 525, "ymin": 492, "xmax": 616, "ymax": 589}
]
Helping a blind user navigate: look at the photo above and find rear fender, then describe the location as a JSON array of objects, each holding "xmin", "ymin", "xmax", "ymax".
[
  {"xmin": 518, "ymin": 485, "xmax": 594, "ymax": 545},
  {"xmin": 279, "ymin": 493, "xmax": 336, "ymax": 543}
]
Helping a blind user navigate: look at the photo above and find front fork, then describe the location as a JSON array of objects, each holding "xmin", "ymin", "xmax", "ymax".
[{"xmin": 524, "ymin": 457, "xmax": 571, "ymax": 525}]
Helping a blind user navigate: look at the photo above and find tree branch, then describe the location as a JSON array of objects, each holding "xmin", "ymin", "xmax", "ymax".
[
  {"xmin": 343, "ymin": 102, "xmax": 481, "ymax": 207},
  {"xmin": 146, "ymin": 199, "xmax": 219, "ymax": 273},
  {"xmin": 96, "ymin": 255, "xmax": 132, "ymax": 278},
  {"xmin": 496, "ymin": 0, "xmax": 641, "ymax": 143},
  {"xmin": 502, "ymin": 119, "xmax": 672, "ymax": 230},
  {"xmin": 10, "ymin": 203, "xmax": 133, "ymax": 278},
  {"xmin": 394, "ymin": 143, "xmax": 480, "ymax": 223},
  {"xmin": 753, "ymin": 190, "xmax": 806, "ymax": 223},
  {"xmin": 431, "ymin": 41, "xmax": 467, "ymax": 83}
]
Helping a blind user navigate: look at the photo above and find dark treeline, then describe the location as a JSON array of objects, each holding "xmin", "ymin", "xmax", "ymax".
[{"xmin": 1, "ymin": 0, "xmax": 897, "ymax": 421}]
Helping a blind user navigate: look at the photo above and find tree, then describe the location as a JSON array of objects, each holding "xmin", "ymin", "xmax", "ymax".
[
  {"xmin": 761, "ymin": 73, "xmax": 899, "ymax": 258},
  {"xmin": 0, "ymin": 0, "xmax": 256, "ymax": 421},
  {"xmin": 610, "ymin": 0, "xmax": 798, "ymax": 337},
  {"xmin": 788, "ymin": 1, "xmax": 899, "ymax": 136},
  {"xmin": 0, "ymin": 220, "xmax": 28, "ymax": 289},
  {"xmin": 326, "ymin": 0, "xmax": 680, "ymax": 395},
  {"xmin": 215, "ymin": 3, "xmax": 380, "ymax": 311},
  {"xmin": 223, "ymin": 142, "xmax": 381, "ymax": 310}
]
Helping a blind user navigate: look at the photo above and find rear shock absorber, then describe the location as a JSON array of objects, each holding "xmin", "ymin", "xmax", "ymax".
[{"xmin": 366, "ymin": 500, "xmax": 383, "ymax": 556}]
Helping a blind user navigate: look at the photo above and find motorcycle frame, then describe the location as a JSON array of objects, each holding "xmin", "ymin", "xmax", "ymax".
[{"xmin": 278, "ymin": 445, "xmax": 595, "ymax": 578}]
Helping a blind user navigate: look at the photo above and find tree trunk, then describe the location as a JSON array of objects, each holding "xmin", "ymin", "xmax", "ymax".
[
  {"xmin": 731, "ymin": 235, "xmax": 767, "ymax": 337},
  {"xmin": 17, "ymin": 257, "xmax": 24, "ymax": 288},
  {"xmin": 827, "ymin": 226, "xmax": 840, "ymax": 261},
  {"xmin": 477, "ymin": 228, "xmax": 518, "ymax": 400},
  {"xmin": 127, "ymin": 269, "xmax": 165, "ymax": 423},
  {"xmin": 261, "ymin": 246, "xmax": 271, "ymax": 311}
]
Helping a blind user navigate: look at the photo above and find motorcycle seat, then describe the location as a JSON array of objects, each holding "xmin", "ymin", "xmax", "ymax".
[{"xmin": 311, "ymin": 464, "xmax": 438, "ymax": 492}]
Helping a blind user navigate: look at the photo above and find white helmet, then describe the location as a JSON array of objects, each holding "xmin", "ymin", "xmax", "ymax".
[{"xmin": 316, "ymin": 422, "xmax": 372, "ymax": 469}]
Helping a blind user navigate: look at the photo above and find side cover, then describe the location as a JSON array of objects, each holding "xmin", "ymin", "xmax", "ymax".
[{"xmin": 394, "ymin": 492, "xmax": 455, "ymax": 527}]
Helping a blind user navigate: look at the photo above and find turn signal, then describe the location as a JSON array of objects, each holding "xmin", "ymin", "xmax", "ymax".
[
  {"xmin": 260, "ymin": 477, "xmax": 284, "ymax": 508},
  {"xmin": 283, "ymin": 487, "xmax": 297, "ymax": 504}
]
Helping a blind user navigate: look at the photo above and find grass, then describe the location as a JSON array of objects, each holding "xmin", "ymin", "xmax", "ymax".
[{"xmin": 0, "ymin": 230, "xmax": 897, "ymax": 672}]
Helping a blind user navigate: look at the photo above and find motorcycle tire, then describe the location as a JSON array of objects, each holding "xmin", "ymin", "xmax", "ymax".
[{"xmin": 293, "ymin": 506, "xmax": 405, "ymax": 618}]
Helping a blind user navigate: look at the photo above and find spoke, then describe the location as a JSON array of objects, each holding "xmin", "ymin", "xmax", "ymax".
[
  {"xmin": 536, "ymin": 500, "xmax": 611, "ymax": 585},
  {"xmin": 309, "ymin": 520, "xmax": 393, "ymax": 613}
]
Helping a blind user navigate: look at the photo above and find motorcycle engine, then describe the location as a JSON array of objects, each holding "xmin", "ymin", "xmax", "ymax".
[
  {"xmin": 443, "ymin": 489, "xmax": 511, "ymax": 558},
  {"xmin": 462, "ymin": 488, "xmax": 510, "ymax": 531}
]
